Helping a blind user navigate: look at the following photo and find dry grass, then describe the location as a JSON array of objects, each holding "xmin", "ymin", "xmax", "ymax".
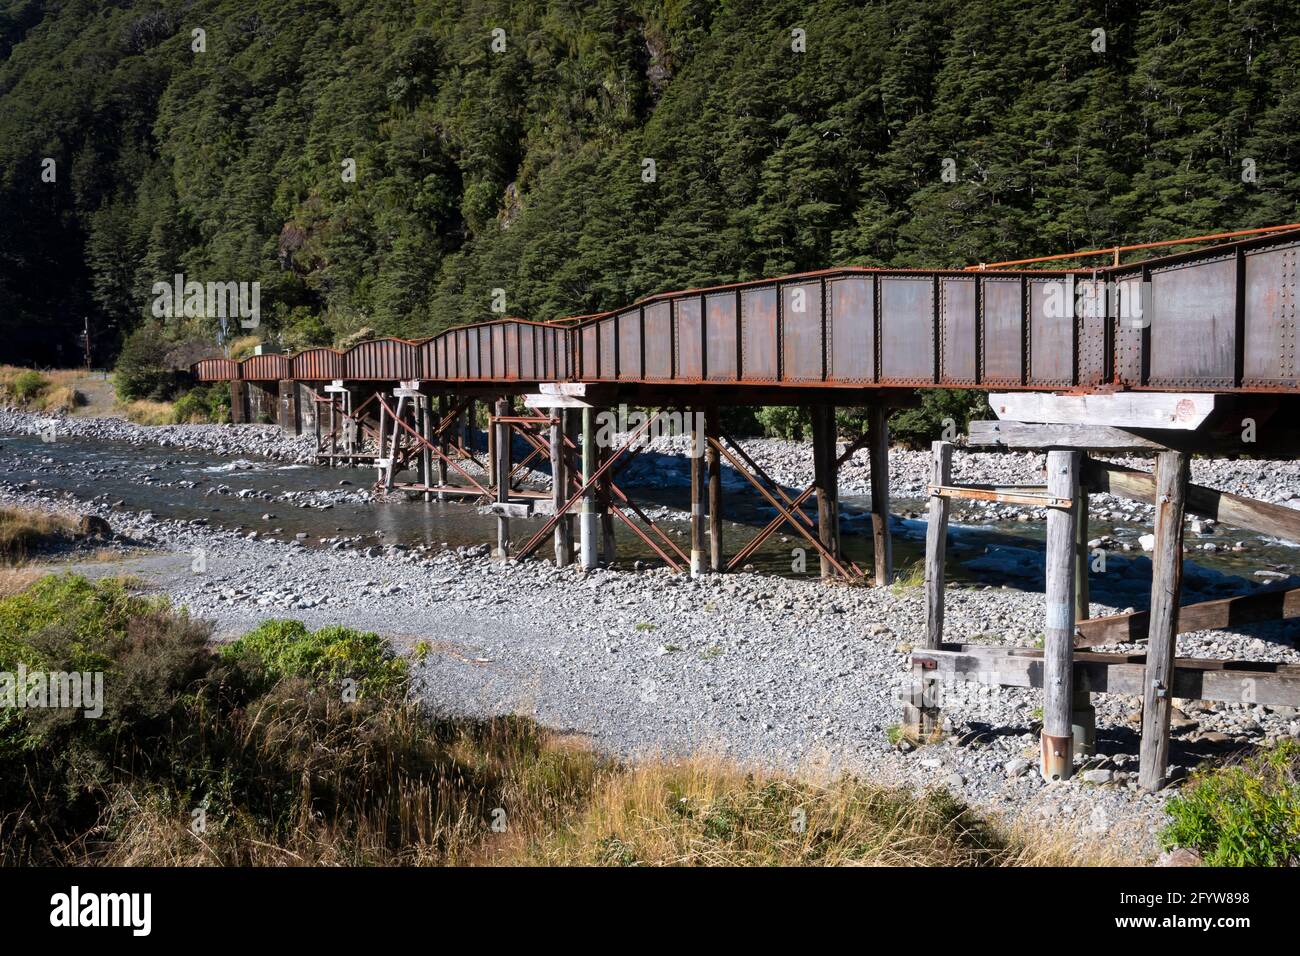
[
  {"xmin": 0, "ymin": 366, "xmax": 90, "ymax": 413},
  {"xmin": 118, "ymin": 399, "xmax": 176, "ymax": 425},
  {"xmin": 228, "ymin": 335, "xmax": 262, "ymax": 360},
  {"xmin": 494, "ymin": 757, "xmax": 1106, "ymax": 867},
  {"xmin": 0, "ymin": 567, "xmax": 47, "ymax": 597},
  {"xmin": 0, "ymin": 506, "xmax": 80, "ymax": 564}
]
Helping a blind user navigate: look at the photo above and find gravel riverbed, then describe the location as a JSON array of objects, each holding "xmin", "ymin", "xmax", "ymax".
[{"xmin": 5, "ymin": 407, "xmax": 1300, "ymax": 861}]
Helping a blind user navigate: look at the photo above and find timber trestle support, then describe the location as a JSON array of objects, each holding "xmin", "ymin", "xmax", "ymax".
[{"xmin": 908, "ymin": 392, "xmax": 1300, "ymax": 792}]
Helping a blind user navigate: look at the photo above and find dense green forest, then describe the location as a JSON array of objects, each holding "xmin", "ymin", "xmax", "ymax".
[{"xmin": 1, "ymin": 0, "xmax": 1299, "ymax": 368}]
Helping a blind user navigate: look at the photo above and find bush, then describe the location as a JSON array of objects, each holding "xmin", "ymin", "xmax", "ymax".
[
  {"xmin": 1161, "ymin": 741, "xmax": 1300, "ymax": 866},
  {"xmin": 172, "ymin": 384, "xmax": 230, "ymax": 424},
  {"xmin": 113, "ymin": 322, "xmax": 183, "ymax": 401},
  {"xmin": 888, "ymin": 389, "xmax": 988, "ymax": 450},
  {"xmin": 755, "ymin": 405, "xmax": 810, "ymax": 440},
  {"xmin": 11, "ymin": 370, "xmax": 48, "ymax": 403}
]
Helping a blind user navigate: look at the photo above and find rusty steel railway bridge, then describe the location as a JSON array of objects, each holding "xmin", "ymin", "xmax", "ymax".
[{"xmin": 195, "ymin": 225, "xmax": 1300, "ymax": 791}]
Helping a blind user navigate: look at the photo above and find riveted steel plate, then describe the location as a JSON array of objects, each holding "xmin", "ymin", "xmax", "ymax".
[
  {"xmin": 1148, "ymin": 255, "xmax": 1235, "ymax": 388},
  {"xmin": 675, "ymin": 297, "xmax": 703, "ymax": 380},
  {"xmin": 879, "ymin": 276, "xmax": 934, "ymax": 384},
  {"xmin": 828, "ymin": 276, "xmax": 873, "ymax": 383},
  {"xmin": 782, "ymin": 281, "xmax": 823, "ymax": 382},
  {"xmin": 982, "ymin": 277, "xmax": 1023, "ymax": 385},
  {"xmin": 617, "ymin": 309, "xmax": 641, "ymax": 380},
  {"xmin": 706, "ymin": 293, "xmax": 737, "ymax": 381},
  {"xmin": 939, "ymin": 277, "xmax": 977, "ymax": 385},
  {"xmin": 1029, "ymin": 276, "xmax": 1074, "ymax": 386},
  {"xmin": 644, "ymin": 301, "xmax": 673, "ymax": 379}
]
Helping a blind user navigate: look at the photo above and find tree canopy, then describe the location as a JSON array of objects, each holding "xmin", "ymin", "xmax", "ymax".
[{"xmin": 2, "ymin": 0, "xmax": 1298, "ymax": 365}]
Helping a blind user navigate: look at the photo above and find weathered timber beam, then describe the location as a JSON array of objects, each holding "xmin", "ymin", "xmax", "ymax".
[
  {"xmin": 1075, "ymin": 584, "xmax": 1300, "ymax": 647},
  {"xmin": 968, "ymin": 420, "xmax": 1168, "ymax": 450},
  {"xmin": 911, "ymin": 646, "xmax": 1300, "ymax": 708},
  {"xmin": 989, "ymin": 392, "xmax": 1215, "ymax": 430},
  {"xmin": 928, "ymin": 484, "xmax": 1069, "ymax": 508},
  {"xmin": 1082, "ymin": 458, "xmax": 1300, "ymax": 543}
]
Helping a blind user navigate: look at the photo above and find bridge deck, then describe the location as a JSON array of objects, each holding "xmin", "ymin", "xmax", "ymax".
[{"xmin": 195, "ymin": 229, "xmax": 1300, "ymax": 395}]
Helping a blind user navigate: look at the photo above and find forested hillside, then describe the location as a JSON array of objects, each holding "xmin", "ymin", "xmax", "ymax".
[{"xmin": 2, "ymin": 0, "xmax": 1299, "ymax": 367}]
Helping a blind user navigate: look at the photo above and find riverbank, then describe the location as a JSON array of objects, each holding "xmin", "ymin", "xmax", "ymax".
[{"xmin": 5, "ymin": 480, "xmax": 1300, "ymax": 862}]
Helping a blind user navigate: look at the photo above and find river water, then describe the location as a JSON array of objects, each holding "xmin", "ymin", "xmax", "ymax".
[{"xmin": 3, "ymin": 431, "xmax": 1296, "ymax": 608}]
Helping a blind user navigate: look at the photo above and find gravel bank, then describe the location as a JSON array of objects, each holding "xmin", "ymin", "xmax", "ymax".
[
  {"xmin": 6, "ymin": 478, "xmax": 1300, "ymax": 863},
  {"xmin": 0, "ymin": 406, "xmax": 316, "ymax": 462}
]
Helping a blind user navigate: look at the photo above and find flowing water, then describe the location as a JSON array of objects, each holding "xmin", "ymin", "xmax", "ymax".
[{"xmin": 4, "ymin": 432, "xmax": 1297, "ymax": 609}]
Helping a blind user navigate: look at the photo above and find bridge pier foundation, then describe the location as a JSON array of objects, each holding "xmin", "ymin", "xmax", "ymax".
[{"xmin": 811, "ymin": 405, "xmax": 841, "ymax": 579}]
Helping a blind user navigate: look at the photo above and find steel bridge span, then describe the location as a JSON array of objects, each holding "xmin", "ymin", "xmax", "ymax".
[{"xmin": 190, "ymin": 227, "xmax": 1300, "ymax": 793}]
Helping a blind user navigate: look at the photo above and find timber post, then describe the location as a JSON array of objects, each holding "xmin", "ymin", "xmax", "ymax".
[
  {"xmin": 1041, "ymin": 449, "xmax": 1080, "ymax": 782},
  {"xmin": 493, "ymin": 397, "xmax": 511, "ymax": 559},
  {"xmin": 905, "ymin": 439, "xmax": 951, "ymax": 738},
  {"xmin": 436, "ymin": 393, "xmax": 449, "ymax": 500},
  {"xmin": 580, "ymin": 406, "xmax": 599, "ymax": 569},
  {"xmin": 706, "ymin": 405, "xmax": 723, "ymax": 572},
  {"xmin": 1073, "ymin": 460, "xmax": 1096, "ymax": 755},
  {"xmin": 811, "ymin": 405, "xmax": 840, "ymax": 579},
  {"xmin": 925, "ymin": 440, "xmax": 952, "ymax": 648},
  {"xmin": 691, "ymin": 406, "xmax": 706, "ymax": 576},
  {"xmin": 552, "ymin": 409, "xmax": 573, "ymax": 567},
  {"xmin": 869, "ymin": 404, "xmax": 893, "ymax": 586},
  {"xmin": 1139, "ymin": 449, "xmax": 1190, "ymax": 791}
]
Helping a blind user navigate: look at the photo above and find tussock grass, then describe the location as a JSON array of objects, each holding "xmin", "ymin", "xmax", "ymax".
[
  {"xmin": 890, "ymin": 560, "xmax": 927, "ymax": 592},
  {"xmin": 0, "ymin": 366, "xmax": 86, "ymax": 412},
  {"xmin": 0, "ymin": 506, "xmax": 80, "ymax": 564},
  {"xmin": 118, "ymin": 399, "xmax": 176, "ymax": 425},
  {"xmin": 498, "ymin": 757, "xmax": 1097, "ymax": 867}
]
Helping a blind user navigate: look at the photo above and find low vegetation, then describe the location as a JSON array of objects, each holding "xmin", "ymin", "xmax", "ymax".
[
  {"xmin": 0, "ymin": 573, "xmax": 1106, "ymax": 867},
  {"xmin": 0, "ymin": 506, "xmax": 83, "ymax": 565},
  {"xmin": 117, "ymin": 398, "xmax": 177, "ymax": 426},
  {"xmin": 0, "ymin": 366, "xmax": 87, "ymax": 414},
  {"xmin": 1161, "ymin": 741, "xmax": 1300, "ymax": 866}
]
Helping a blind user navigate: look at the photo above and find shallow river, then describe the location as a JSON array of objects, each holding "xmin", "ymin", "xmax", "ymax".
[{"xmin": 3, "ymin": 432, "xmax": 1296, "ymax": 609}]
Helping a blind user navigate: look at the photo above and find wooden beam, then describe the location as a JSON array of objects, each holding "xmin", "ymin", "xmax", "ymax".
[
  {"xmin": 989, "ymin": 391, "xmax": 1215, "ymax": 430},
  {"xmin": 811, "ymin": 405, "xmax": 840, "ymax": 579},
  {"xmin": 706, "ymin": 406, "xmax": 723, "ymax": 572},
  {"xmin": 1042, "ymin": 450, "xmax": 1079, "ymax": 782},
  {"xmin": 1076, "ymin": 584, "xmax": 1300, "ymax": 647},
  {"xmin": 523, "ymin": 393, "xmax": 593, "ymax": 409},
  {"xmin": 911, "ymin": 645, "xmax": 1300, "ymax": 709},
  {"xmin": 493, "ymin": 397, "xmax": 511, "ymax": 559},
  {"xmin": 1140, "ymin": 450, "xmax": 1189, "ymax": 792},
  {"xmin": 968, "ymin": 419, "xmax": 1168, "ymax": 450},
  {"xmin": 869, "ymin": 405, "xmax": 893, "ymax": 586},
  {"xmin": 690, "ymin": 411, "xmax": 706, "ymax": 577},
  {"xmin": 1083, "ymin": 458, "xmax": 1300, "ymax": 544}
]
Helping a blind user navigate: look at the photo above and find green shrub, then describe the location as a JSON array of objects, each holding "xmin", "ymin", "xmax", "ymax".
[
  {"xmin": 221, "ymin": 619, "xmax": 408, "ymax": 698},
  {"xmin": 172, "ymin": 384, "xmax": 231, "ymax": 424},
  {"xmin": 888, "ymin": 389, "xmax": 988, "ymax": 450},
  {"xmin": 113, "ymin": 321, "xmax": 183, "ymax": 401},
  {"xmin": 755, "ymin": 405, "xmax": 810, "ymax": 440},
  {"xmin": 1161, "ymin": 741, "xmax": 1300, "ymax": 866},
  {"xmin": 11, "ymin": 370, "xmax": 49, "ymax": 403}
]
